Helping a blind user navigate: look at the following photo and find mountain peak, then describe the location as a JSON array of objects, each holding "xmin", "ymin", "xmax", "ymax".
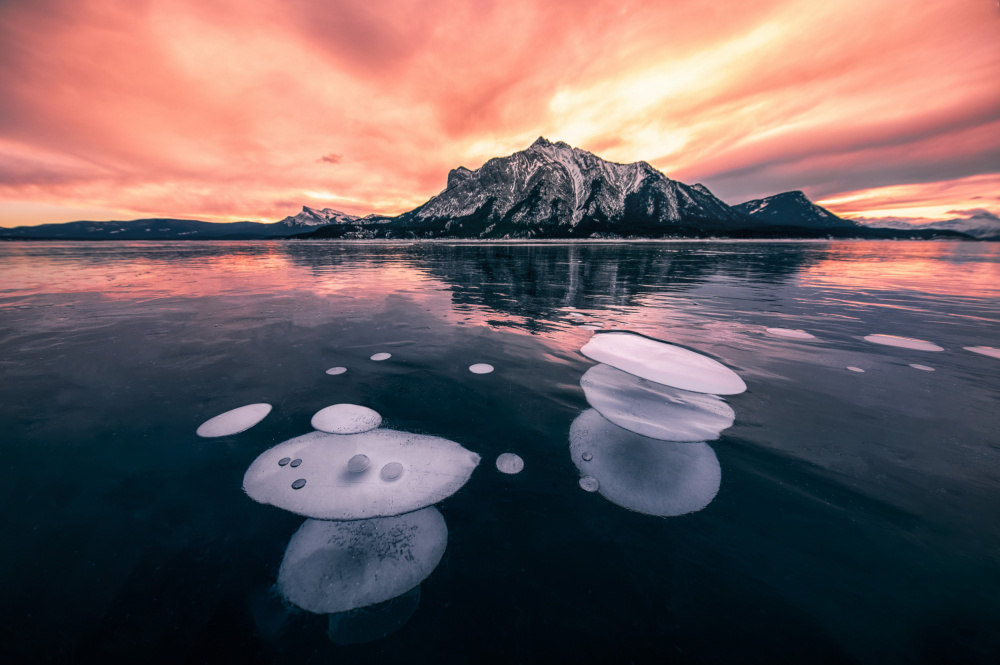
[{"xmin": 734, "ymin": 191, "xmax": 856, "ymax": 229}]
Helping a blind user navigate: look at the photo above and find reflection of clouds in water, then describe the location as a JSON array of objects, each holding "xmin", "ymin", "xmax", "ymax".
[
  {"xmin": 277, "ymin": 508, "xmax": 446, "ymax": 615},
  {"xmin": 243, "ymin": 429, "xmax": 480, "ymax": 520},
  {"xmin": 195, "ymin": 403, "xmax": 271, "ymax": 437},
  {"xmin": 864, "ymin": 334, "xmax": 943, "ymax": 352},
  {"xmin": 581, "ymin": 364, "xmax": 734, "ymax": 442},
  {"xmin": 310, "ymin": 403, "xmax": 382, "ymax": 434},
  {"xmin": 570, "ymin": 410, "xmax": 721, "ymax": 517}
]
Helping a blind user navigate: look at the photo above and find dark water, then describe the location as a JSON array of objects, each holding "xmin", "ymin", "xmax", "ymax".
[{"xmin": 1, "ymin": 240, "xmax": 998, "ymax": 664}]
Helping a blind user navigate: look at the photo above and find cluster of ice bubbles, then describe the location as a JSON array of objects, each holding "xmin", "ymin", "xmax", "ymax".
[
  {"xmin": 193, "ymin": 350, "xmax": 514, "ymax": 644},
  {"xmin": 570, "ymin": 331, "xmax": 746, "ymax": 517}
]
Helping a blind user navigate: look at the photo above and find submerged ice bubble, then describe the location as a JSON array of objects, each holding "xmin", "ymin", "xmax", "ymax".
[
  {"xmin": 965, "ymin": 346, "xmax": 1000, "ymax": 359},
  {"xmin": 580, "ymin": 364, "xmax": 735, "ymax": 442},
  {"xmin": 277, "ymin": 507, "xmax": 447, "ymax": 615},
  {"xmin": 380, "ymin": 462, "xmax": 404, "ymax": 481},
  {"xmin": 327, "ymin": 585, "xmax": 421, "ymax": 646},
  {"xmin": 196, "ymin": 403, "xmax": 272, "ymax": 438},
  {"xmin": 863, "ymin": 334, "xmax": 944, "ymax": 352},
  {"xmin": 469, "ymin": 363, "xmax": 494, "ymax": 374},
  {"xmin": 348, "ymin": 454, "xmax": 371, "ymax": 473},
  {"xmin": 765, "ymin": 327, "xmax": 816, "ymax": 340},
  {"xmin": 569, "ymin": 409, "xmax": 721, "ymax": 517},
  {"xmin": 326, "ymin": 367, "xmax": 347, "ymax": 375},
  {"xmin": 495, "ymin": 453, "xmax": 524, "ymax": 474},
  {"xmin": 311, "ymin": 404, "xmax": 382, "ymax": 434},
  {"xmin": 579, "ymin": 476, "xmax": 600, "ymax": 492},
  {"xmin": 580, "ymin": 331, "xmax": 746, "ymax": 395},
  {"xmin": 243, "ymin": 429, "xmax": 481, "ymax": 520},
  {"xmin": 370, "ymin": 352, "xmax": 392, "ymax": 361}
]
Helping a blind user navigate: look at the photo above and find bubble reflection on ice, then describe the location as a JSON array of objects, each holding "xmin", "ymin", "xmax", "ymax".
[
  {"xmin": 196, "ymin": 403, "xmax": 272, "ymax": 438},
  {"xmin": 580, "ymin": 364, "xmax": 735, "ymax": 442},
  {"xmin": 863, "ymin": 334, "xmax": 944, "ymax": 352},
  {"xmin": 569, "ymin": 409, "xmax": 721, "ymax": 517},
  {"xmin": 277, "ymin": 507, "xmax": 447, "ymax": 615},
  {"xmin": 243, "ymin": 429, "xmax": 480, "ymax": 520},
  {"xmin": 311, "ymin": 404, "xmax": 382, "ymax": 434},
  {"xmin": 580, "ymin": 331, "xmax": 746, "ymax": 395}
]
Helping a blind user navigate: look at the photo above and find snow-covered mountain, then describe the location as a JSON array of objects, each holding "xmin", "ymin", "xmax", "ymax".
[
  {"xmin": 864, "ymin": 210, "xmax": 1000, "ymax": 240},
  {"xmin": 274, "ymin": 206, "xmax": 361, "ymax": 229},
  {"xmin": 733, "ymin": 191, "xmax": 857, "ymax": 228}
]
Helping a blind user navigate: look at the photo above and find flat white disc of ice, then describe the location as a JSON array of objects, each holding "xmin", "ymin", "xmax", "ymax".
[
  {"xmin": 580, "ymin": 331, "xmax": 746, "ymax": 395},
  {"xmin": 847, "ymin": 366, "xmax": 865, "ymax": 373},
  {"xmin": 277, "ymin": 507, "xmax": 447, "ymax": 614},
  {"xmin": 910, "ymin": 364, "xmax": 935, "ymax": 372},
  {"xmin": 326, "ymin": 367, "xmax": 347, "ymax": 375},
  {"xmin": 370, "ymin": 352, "xmax": 392, "ymax": 361},
  {"xmin": 196, "ymin": 403, "xmax": 272, "ymax": 438},
  {"xmin": 580, "ymin": 364, "xmax": 735, "ymax": 442},
  {"xmin": 765, "ymin": 327, "xmax": 816, "ymax": 340},
  {"xmin": 863, "ymin": 334, "xmax": 943, "ymax": 352},
  {"xmin": 569, "ymin": 409, "xmax": 721, "ymax": 517},
  {"xmin": 495, "ymin": 453, "xmax": 524, "ymax": 474},
  {"xmin": 311, "ymin": 404, "xmax": 382, "ymax": 434},
  {"xmin": 965, "ymin": 346, "xmax": 1000, "ymax": 359},
  {"xmin": 469, "ymin": 363, "xmax": 494, "ymax": 374},
  {"xmin": 243, "ymin": 429, "xmax": 481, "ymax": 520}
]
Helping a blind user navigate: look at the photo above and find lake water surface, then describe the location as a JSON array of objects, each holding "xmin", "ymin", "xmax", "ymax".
[{"xmin": 1, "ymin": 240, "xmax": 998, "ymax": 663}]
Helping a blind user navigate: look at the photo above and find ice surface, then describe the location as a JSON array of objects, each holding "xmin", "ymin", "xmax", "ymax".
[
  {"xmin": 909, "ymin": 364, "xmax": 934, "ymax": 372},
  {"xmin": 965, "ymin": 346, "xmax": 1000, "ymax": 359},
  {"xmin": 196, "ymin": 403, "xmax": 272, "ymax": 438},
  {"xmin": 569, "ymin": 409, "xmax": 721, "ymax": 517},
  {"xmin": 580, "ymin": 331, "xmax": 746, "ymax": 395},
  {"xmin": 326, "ymin": 367, "xmax": 347, "ymax": 375},
  {"xmin": 370, "ymin": 353, "xmax": 392, "ymax": 361},
  {"xmin": 765, "ymin": 328, "xmax": 816, "ymax": 340},
  {"xmin": 863, "ymin": 334, "xmax": 943, "ymax": 352},
  {"xmin": 243, "ymin": 429, "xmax": 481, "ymax": 520},
  {"xmin": 277, "ymin": 507, "xmax": 447, "ymax": 614},
  {"xmin": 580, "ymin": 364, "xmax": 735, "ymax": 442},
  {"xmin": 495, "ymin": 453, "xmax": 524, "ymax": 474},
  {"xmin": 847, "ymin": 367, "xmax": 865, "ymax": 373},
  {"xmin": 311, "ymin": 404, "xmax": 382, "ymax": 434},
  {"xmin": 469, "ymin": 363, "xmax": 494, "ymax": 374},
  {"xmin": 327, "ymin": 585, "xmax": 421, "ymax": 645}
]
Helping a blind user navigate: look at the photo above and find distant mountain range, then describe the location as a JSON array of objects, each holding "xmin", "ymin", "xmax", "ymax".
[{"xmin": 0, "ymin": 138, "xmax": 979, "ymax": 241}]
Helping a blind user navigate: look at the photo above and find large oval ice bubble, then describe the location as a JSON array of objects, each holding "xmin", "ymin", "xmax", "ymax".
[
  {"xmin": 311, "ymin": 403, "xmax": 382, "ymax": 434},
  {"xmin": 327, "ymin": 585, "xmax": 421, "ymax": 645},
  {"xmin": 277, "ymin": 507, "xmax": 446, "ymax": 615},
  {"xmin": 243, "ymin": 429, "xmax": 480, "ymax": 520},
  {"xmin": 863, "ymin": 334, "xmax": 943, "ymax": 352},
  {"xmin": 196, "ymin": 403, "xmax": 272, "ymax": 438},
  {"xmin": 569, "ymin": 409, "xmax": 721, "ymax": 517},
  {"xmin": 580, "ymin": 364, "xmax": 735, "ymax": 442},
  {"xmin": 580, "ymin": 331, "xmax": 746, "ymax": 395}
]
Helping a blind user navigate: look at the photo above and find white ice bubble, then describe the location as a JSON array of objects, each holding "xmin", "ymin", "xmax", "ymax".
[
  {"xmin": 910, "ymin": 364, "xmax": 935, "ymax": 372},
  {"xmin": 370, "ymin": 352, "xmax": 392, "ymax": 361},
  {"xmin": 196, "ymin": 403, "xmax": 272, "ymax": 438},
  {"xmin": 580, "ymin": 364, "xmax": 735, "ymax": 442},
  {"xmin": 277, "ymin": 507, "xmax": 447, "ymax": 615},
  {"xmin": 311, "ymin": 403, "xmax": 382, "ymax": 434},
  {"xmin": 847, "ymin": 366, "xmax": 865, "ymax": 373},
  {"xmin": 964, "ymin": 346, "xmax": 1000, "ymax": 359},
  {"xmin": 863, "ymin": 334, "xmax": 943, "ymax": 352},
  {"xmin": 326, "ymin": 367, "xmax": 347, "ymax": 375},
  {"xmin": 765, "ymin": 327, "xmax": 816, "ymax": 340},
  {"xmin": 243, "ymin": 429, "xmax": 481, "ymax": 520},
  {"xmin": 579, "ymin": 476, "xmax": 600, "ymax": 492},
  {"xmin": 495, "ymin": 453, "xmax": 524, "ymax": 474},
  {"xmin": 469, "ymin": 363, "xmax": 494, "ymax": 374},
  {"xmin": 580, "ymin": 331, "xmax": 746, "ymax": 395},
  {"xmin": 569, "ymin": 409, "xmax": 721, "ymax": 517}
]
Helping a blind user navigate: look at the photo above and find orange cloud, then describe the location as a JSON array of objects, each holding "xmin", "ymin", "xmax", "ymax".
[{"xmin": 0, "ymin": 0, "xmax": 998, "ymax": 225}]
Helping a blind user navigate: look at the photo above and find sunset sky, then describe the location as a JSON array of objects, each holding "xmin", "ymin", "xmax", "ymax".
[{"xmin": 1, "ymin": 0, "xmax": 998, "ymax": 227}]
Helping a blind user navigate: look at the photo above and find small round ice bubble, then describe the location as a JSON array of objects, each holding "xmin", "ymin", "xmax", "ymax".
[
  {"xmin": 380, "ymin": 462, "xmax": 404, "ymax": 481},
  {"xmin": 348, "ymin": 454, "xmax": 371, "ymax": 473},
  {"xmin": 290, "ymin": 459, "xmax": 302, "ymax": 468},
  {"xmin": 311, "ymin": 404, "xmax": 382, "ymax": 434},
  {"xmin": 326, "ymin": 367, "xmax": 347, "ymax": 375},
  {"xmin": 292, "ymin": 479, "xmax": 306, "ymax": 490},
  {"xmin": 964, "ymin": 346, "xmax": 1000, "ymax": 360},
  {"xmin": 863, "ymin": 334, "xmax": 943, "ymax": 352},
  {"xmin": 581, "ymin": 331, "xmax": 746, "ymax": 395},
  {"xmin": 765, "ymin": 328, "xmax": 815, "ymax": 340},
  {"xmin": 910, "ymin": 364, "xmax": 935, "ymax": 372},
  {"xmin": 277, "ymin": 507, "xmax": 447, "ymax": 615},
  {"xmin": 469, "ymin": 363, "xmax": 494, "ymax": 374},
  {"xmin": 495, "ymin": 453, "xmax": 524, "ymax": 474},
  {"xmin": 579, "ymin": 476, "xmax": 600, "ymax": 492},
  {"xmin": 370, "ymin": 352, "xmax": 392, "ymax": 361},
  {"xmin": 582, "ymin": 452, "xmax": 593, "ymax": 462},
  {"xmin": 196, "ymin": 403, "xmax": 272, "ymax": 438},
  {"xmin": 847, "ymin": 367, "xmax": 865, "ymax": 373}
]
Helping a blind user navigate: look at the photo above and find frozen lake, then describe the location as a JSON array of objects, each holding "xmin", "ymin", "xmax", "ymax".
[{"xmin": 1, "ymin": 240, "xmax": 998, "ymax": 663}]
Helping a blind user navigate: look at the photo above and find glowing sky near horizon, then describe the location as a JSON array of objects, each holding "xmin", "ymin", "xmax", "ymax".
[{"xmin": 0, "ymin": 0, "xmax": 998, "ymax": 226}]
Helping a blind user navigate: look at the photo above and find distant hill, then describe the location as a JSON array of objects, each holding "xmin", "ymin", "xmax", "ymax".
[
  {"xmin": 862, "ymin": 210, "xmax": 1000, "ymax": 240},
  {"xmin": 733, "ymin": 191, "xmax": 857, "ymax": 229}
]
